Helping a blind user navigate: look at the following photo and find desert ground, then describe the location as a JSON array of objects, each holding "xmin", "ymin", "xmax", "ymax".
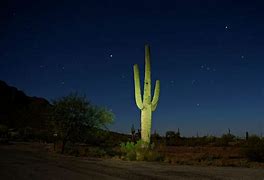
[{"xmin": 0, "ymin": 142, "xmax": 264, "ymax": 180}]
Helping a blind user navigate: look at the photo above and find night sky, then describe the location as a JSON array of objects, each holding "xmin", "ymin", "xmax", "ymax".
[{"xmin": 1, "ymin": 0, "xmax": 264, "ymax": 136}]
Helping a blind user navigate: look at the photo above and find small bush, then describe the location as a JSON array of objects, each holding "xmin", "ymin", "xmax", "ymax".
[
  {"xmin": 120, "ymin": 140, "xmax": 164, "ymax": 161},
  {"xmin": 120, "ymin": 141, "xmax": 137, "ymax": 160}
]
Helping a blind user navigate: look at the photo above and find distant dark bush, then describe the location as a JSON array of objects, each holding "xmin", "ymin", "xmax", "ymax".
[
  {"xmin": 215, "ymin": 133, "xmax": 236, "ymax": 147},
  {"xmin": 196, "ymin": 152, "xmax": 221, "ymax": 162},
  {"xmin": 165, "ymin": 131, "xmax": 182, "ymax": 146},
  {"xmin": 67, "ymin": 148, "xmax": 81, "ymax": 157},
  {"xmin": 84, "ymin": 147, "xmax": 107, "ymax": 158},
  {"xmin": 185, "ymin": 137, "xmax": 206, "ymax": 146},
  {"xmin": 35, "ymin": 130, "xmax": 54, "ymax": 143},
  {"xmin": 0, "ymin": 124, "xmax": 9, "ymax": 144},
  {"xmin": 180, "ymin": 136, "xmax": 216, "ymax": 147},
  {"xmin": 20, "ymin": 127, "xmax": 34, "ymax": 141},
  {"xmin": 241, "ymin": 135, "xmax": 264, "ymax": 162},
  {"xmin": 0, "ymin": 124, "xmax": 8, "ymax": 138}
]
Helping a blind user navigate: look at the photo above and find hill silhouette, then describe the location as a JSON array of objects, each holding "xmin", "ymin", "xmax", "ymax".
[
  {"xmin": 0, "ymin": 80, "xmax": 129, "ymax": 142},
  {"xmin": 0, "ymin": 80, "xmax": 51, "ymax": 130}
]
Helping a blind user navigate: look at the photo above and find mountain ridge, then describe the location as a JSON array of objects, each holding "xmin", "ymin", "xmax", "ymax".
[{"xmin": 0, "ymin": 80, "xmax": 51, "ymax": 129}]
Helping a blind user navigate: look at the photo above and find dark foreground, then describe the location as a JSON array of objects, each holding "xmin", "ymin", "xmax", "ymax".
[{"xmin": 0, "ymin": 143, "xmax": 263, "ymax": 180}]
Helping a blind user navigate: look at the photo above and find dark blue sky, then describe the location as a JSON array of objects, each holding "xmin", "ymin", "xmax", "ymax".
[{"xmin": 1, "ymin": 0, "xmax": 264, "ymax": 136}]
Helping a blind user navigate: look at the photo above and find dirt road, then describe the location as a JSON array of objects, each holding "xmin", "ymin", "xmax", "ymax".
[{"xmin": 0, "ymin": 143, "xmax": 263, "ymax": 180}]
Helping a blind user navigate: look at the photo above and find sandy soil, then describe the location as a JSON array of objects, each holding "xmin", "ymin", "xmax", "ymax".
[{"xmin": 0, "ymin": 143, "xmax": 263, "ymax": 180}]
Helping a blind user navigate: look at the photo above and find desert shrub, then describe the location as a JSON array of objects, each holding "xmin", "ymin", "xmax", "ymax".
[
  {"xmin": 165, "ymin": 131, "xmax": 182, "ymax": 146},
  {"xmin": 183, "ymin": 137, "xmax": 197, "ymax": 146},
  {"xmin": 241, "ymin": 135, "xmax": 264, "ymax": 162},
  {"xmin": 185, "ymin": 137, "xmax": 205, "ymax": 146},
  {"xmin": 183, "ymin": 136, "xmax": 216, "ymax": 147},
  {"xmin": 215, "ymin": 133, "xmax": 235, "ymax": 147},
  {"xmin": 84, "ymin": 147, "xmax": 107, "ymax": 157},
  {"xmin": 23, "ymin": 127, "xmax": 35, "ymax": 141},
  {"xmin": 7, "ymin": 129, "xmax": 20, "ymax": 140},
  {"xmin": 84, "ymin": 129, "xmax": 108, "ymax": 146},
  {"xmin": 206, "ymin": 136, "xmax": 217, "ymax": 145},
  {"xmin": 120, "ymin": 141, "xmax": 137, "ymax": 160},
  {"xmin": 68, "ymin": 148, "xmax": 81, "ymax": 157},
  {"xmin": 0, "ymin": 124, "xmax": 8, "ymax": 138},
  {"xmin": 134, "ymin": 140, "xmax": 151, "ymax": 161},
  {"xmin": 35, "ymin": 130, "xmax": 54, "ymax": 143},
  {"xmin": 103, "ymin": 147, "xmax": 117, "ymax": 157},
  {"xmin": 120, "ymin": 140, "xmax": 164, "ymax": 161},
  {"xmin": 0, "ymin": 124, "xmax": 9, "ymax": 143},
  {"xmin": 196, "ymin": 153, "xmax": 221, "ymax": 162},
  {"xmin": 144, "ymin": 150, "xmax": 164, "ymax": 161},
  {"xmin": 151, "ymin": 132, "xmax": 164, "ymax": 145},
  {"xmin": 64, "ymin": 145, "xmax": 109, "ymax": 158}
]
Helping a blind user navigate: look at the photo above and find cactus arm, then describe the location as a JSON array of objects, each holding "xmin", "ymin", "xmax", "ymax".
[
  {"xmin": 133, "ymin": 64, "xmax": 143, "ymax": 109},
  {"xmin": 151, "ymin": 80, "xmax": 160, "ymax": 111},
  {"xmin": 143, "ymin": 44, "xmax": 151, "ymax": 104},
  {"xmin": 152, "ymin": 103, "xmax": 158, "ymax": 111}
]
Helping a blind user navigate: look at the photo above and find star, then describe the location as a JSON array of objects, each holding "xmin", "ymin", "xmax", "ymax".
[
  {"xmin": 200, "ymin": 64, "xmax": 207, "ymax": 70},
  {"xmin": 200, "ymin": 64, "xmax": 215, "ymax": 72},
  {"xmin": 225, "ymin": 25, "xmax": 228, "ymax": 29},
  {"xmin": 196, "ymin": 103, "xmax": 200, "ymax": 107},
  {"xmin": 110, "ymin": 54, "xmax": 113, "ymax": 58},
  {"xmin": 169, "ymin": 80, "xmax": 175, "ymax": 87},
  {"xmin": 241, "ymin": 55, "xmax": 245, "ymax": 59}
]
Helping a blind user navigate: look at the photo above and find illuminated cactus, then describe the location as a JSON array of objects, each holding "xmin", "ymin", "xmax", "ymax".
[{"xmin": 133, "ymin": 44, "xmax": 160, "ymax": 144}]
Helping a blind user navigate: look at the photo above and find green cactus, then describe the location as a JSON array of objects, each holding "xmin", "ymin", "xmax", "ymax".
[{"xmin": 133, "ymin": 44, "xmax": 160, "ymax": 144}]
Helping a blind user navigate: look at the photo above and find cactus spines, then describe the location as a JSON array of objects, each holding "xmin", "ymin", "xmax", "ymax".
[{"xmin": 133, "ymin": 44, "xmax": 160, "ymax": 144}]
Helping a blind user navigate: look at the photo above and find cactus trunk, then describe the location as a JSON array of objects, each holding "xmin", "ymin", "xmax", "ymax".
[
  {"xmin": 141, "ymin": 105, "xmax": 152, "ymax": 143},
  {"xmin": 133, "ymin": 44, "xmax": 160, "ymax": 144}
]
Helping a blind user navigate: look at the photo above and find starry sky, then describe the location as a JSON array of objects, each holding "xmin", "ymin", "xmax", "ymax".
[{"xmin": 1, "ymin": 0, "xmax": 264, "ymax": 136}]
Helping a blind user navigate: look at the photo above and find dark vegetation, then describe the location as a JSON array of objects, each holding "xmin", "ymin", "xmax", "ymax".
[
  {"xmin": 0, "ymin": 80, "xmax": 264, "ymax": 167},
  {"xmin": 51, "ymin": 93, "xmax": 114, "ymax": 153}
]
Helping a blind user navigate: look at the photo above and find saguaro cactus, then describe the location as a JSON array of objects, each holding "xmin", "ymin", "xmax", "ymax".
[{"xmin": 133, "ymin": 44, "xmax": 160, "ymax": 144}]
